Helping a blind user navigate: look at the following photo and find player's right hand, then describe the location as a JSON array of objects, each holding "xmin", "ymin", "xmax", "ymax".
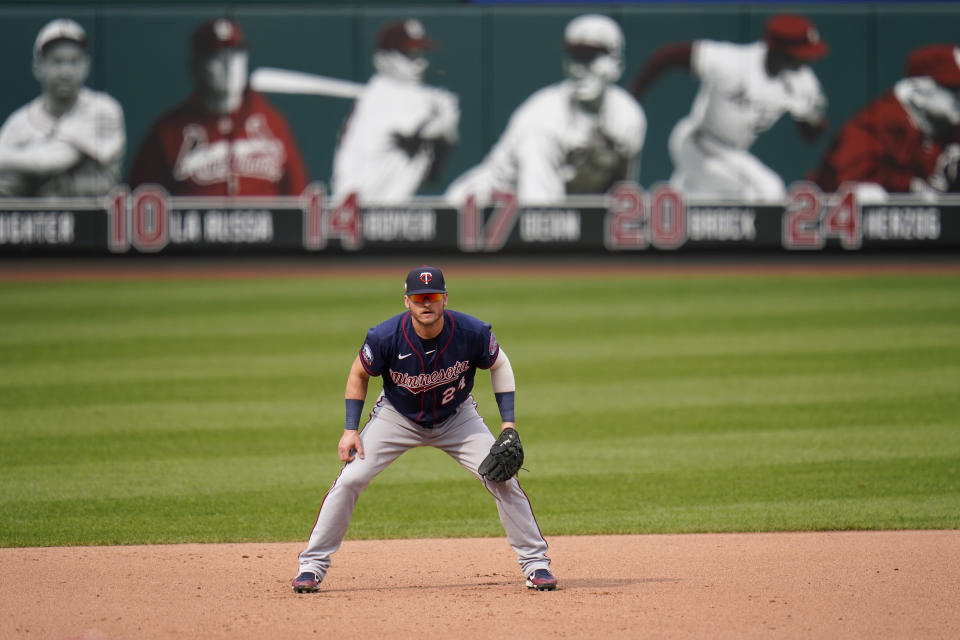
[{"xmin": 338, "ymin": 430, "xmax": 364, "ymax": 462}]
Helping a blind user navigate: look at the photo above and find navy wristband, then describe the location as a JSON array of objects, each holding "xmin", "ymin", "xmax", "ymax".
[
  {"xmin": 345, "ymin": 399, "xmax": 364, "ymax": 430},
  {"xmin": 494, "ymin": 392, "xmax": 515, "ymax": 423}
]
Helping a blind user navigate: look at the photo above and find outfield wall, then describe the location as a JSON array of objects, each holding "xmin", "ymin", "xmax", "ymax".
[
  {"xmin": 1, "ymin": 3, "xmax": 958, "ymax": 254},
  {"xmin": 2, "ymin": 186, "xmax": 957, "ymax": 254}
]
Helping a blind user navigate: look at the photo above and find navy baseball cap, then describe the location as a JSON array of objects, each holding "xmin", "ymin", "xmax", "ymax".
[{"xmin": 405, "ymin": 266, "xmax": 446, "ymax": 294}]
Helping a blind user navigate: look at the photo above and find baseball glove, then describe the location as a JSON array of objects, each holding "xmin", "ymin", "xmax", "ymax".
[{"xmin": 478, "ymin": 427, "xmax": 524, "ymax": 483}]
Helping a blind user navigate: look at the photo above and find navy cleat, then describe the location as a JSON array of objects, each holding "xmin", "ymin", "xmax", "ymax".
[
  {"xmin": 291, "ymin": 571, "xmax": 321, "ymax": 593},
  {"xmin": 525, "ymin": 568, "xmax": 558, "ymax": 591}
]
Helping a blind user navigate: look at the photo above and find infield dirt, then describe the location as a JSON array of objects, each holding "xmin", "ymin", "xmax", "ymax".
[{"xmin": 3, "ymin": 531, "xmax": 959, "ymax": 639}]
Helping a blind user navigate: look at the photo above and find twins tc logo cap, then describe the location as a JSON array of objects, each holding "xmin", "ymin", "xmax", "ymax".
[{"xmin": 405, "ymin": 265, "xmax": 446, "ymax": 294}]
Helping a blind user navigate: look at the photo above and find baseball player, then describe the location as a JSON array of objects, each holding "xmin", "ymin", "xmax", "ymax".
[
  {"xmin": 331, "ymin": 19, "xmax": 459, "ymax": 205},
  {"xmin": 292, "ymin": 265, "xmax": 556, "ymax": 593},
  {"xmin": 631, "ymin": 13, "xmax": 829, "ymax": 202},
  {"xmin": 0, "ymin": 19, "xmax": 125, "ymax": 197},
  {"xmin": 444, "ymin": 14, "xmax": 646, "ymax": 207},
  {"xmin": 809, "ymin": 43, "xmax": 960, "ymax": 199},
  {"xmin": 128, "ymin": 18, "xmax": 308, "ymax": 196}
]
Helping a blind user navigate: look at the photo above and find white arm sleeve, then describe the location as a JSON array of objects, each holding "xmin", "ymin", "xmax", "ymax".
[{"xmin": 490, "ymin": 348, "xmax": 516, "ymax": 393}]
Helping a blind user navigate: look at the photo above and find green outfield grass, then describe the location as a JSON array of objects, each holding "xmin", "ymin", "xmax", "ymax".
[{"xmin": 1, "ymin": 266, "xmax": 958, "ymax": 547}]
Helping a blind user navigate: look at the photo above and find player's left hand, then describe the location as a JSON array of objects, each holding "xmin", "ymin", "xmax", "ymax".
[{"xmin": 478, "ymin": 427, "xmax": 524, "ymax": 483}]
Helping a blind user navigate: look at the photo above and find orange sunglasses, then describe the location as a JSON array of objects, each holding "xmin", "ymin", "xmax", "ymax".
[{"xmin": 408, "ymin": 292, "xmax": 444, "ymax": 303}]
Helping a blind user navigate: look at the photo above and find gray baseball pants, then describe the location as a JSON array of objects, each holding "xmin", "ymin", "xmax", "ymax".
[{"xmin": 297, "ymin": 393, "xmax": 551, "ymax": 581}]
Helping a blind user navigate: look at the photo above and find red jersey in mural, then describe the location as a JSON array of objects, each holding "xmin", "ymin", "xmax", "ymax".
[{"xmin": 129, "ymin": 89, "xmax": 308, "ymax": 196}]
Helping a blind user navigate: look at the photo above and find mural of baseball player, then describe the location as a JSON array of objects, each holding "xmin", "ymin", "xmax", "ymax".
[
  {"xmin": 291, "ymin": 265, "xmax": 556, "ymax": 594},
  {"xmin": 630, "ymin": 13, "xmax": 829, "ymax": 202},
  {"xmin": 331, "ymin": 19, "xmax": 459, "ymax": 205},
  {"xmin": 445, "ymin": 14, "xmax": 646, "ymax": 207},
  {"xmin": 0, "ymin": 19, "xmax": 125, "ymax": 198},
  {"xmin": 809, "ymin": 44, "xmax": 960, "ymax": 200},
  {"xmin": 128, "ymin": 18, "xmax": 308, "ymax": 196}
]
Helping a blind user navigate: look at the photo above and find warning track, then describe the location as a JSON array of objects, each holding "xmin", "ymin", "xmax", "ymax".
[{"xmin": 2, "ymin": 253, "xmax": 959, "ymax": 282}]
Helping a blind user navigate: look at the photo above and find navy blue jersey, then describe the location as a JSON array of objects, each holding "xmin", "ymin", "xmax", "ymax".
[{"xmin": 358, "ymin": 309, "xmax": 500, "ymax": 425}]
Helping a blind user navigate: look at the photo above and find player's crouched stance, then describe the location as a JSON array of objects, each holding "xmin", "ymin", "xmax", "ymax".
[{"xmin": 292, "ymin": 266, "xmax": 556, "ymax": 593}]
